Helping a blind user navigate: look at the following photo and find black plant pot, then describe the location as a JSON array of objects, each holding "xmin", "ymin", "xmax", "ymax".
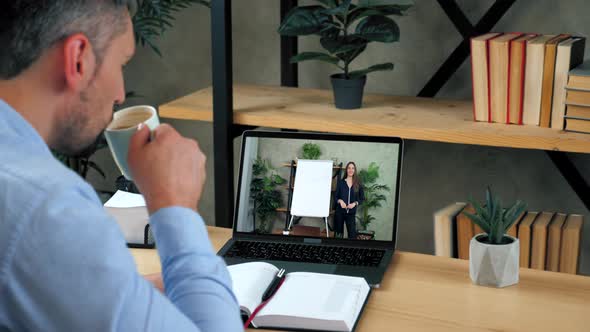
[{"xmin": 330, "ymin": 74, "xmax": 367, "ymax": 109}]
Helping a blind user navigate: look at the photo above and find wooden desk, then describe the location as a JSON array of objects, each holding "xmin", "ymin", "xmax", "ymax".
[{"xmin": 131, "ymin": 226, "xmax": 590, "ymax": 332}]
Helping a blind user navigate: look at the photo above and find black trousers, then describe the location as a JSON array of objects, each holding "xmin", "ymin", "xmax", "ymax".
[{"xmin": 334, "ymin": 211, "xmax": 357, "ymax": 239}]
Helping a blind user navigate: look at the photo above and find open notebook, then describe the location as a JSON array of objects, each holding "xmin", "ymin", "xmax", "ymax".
[{"xmin": 228, "ymin": 262, "xmax": 371, "ymax": 332}]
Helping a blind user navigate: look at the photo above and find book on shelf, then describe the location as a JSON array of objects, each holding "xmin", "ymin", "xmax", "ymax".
[
  {"xmin": 518, "ymin": 211, "xmax": 538, "ymax": 268},
  {"xmin": 539, "ymin": 34, "xmax": 571, "ymax": 128},
  {"xmin": 564, "ymin": 117, "xmax": 590, "ymax": 133},
  {"xmin": 530, "ymin": 212, "xmax": 555, "ymax": 270},
  {"xmin": 228, "ymin": 262, "xmax": 370, "ymax": 332},
  {"xmin": 567, "ymin": 60, "xmax": 590, "ymax": 90},
  {"xmin": 508, "ymin": 34, "xmax": 538, "ymax": 124},
  {"xmin": 546, "ymin": 213, "xmax": 567, "ymax": 272},
  {"xmin": 565, "ymin": 104, "xmax": 590, "ymax": 119},
  {"xmin": 523, "ymin": 35, "xmax": 556, "ymax": 126},
  {"xmin": 471, "ymin": 32, "xmax": 502, "ymax": 122},
  {"xmin": 433, "ymin": 202, "xmax": 466, "ymax": 258},
  {"xmin": 490, "ymin": 33, "xmax": 523, "ymax": 123},
  {"xmin": 559, "ymin": 214, "xmax": 584, "ymax": 274},
  {"xmin": 456, "ymin": 204, "xmax": 475, "ymax": 260},
  {"xmin": 565, "ymin": 88, "xmax": 590, "ymax": 105},
  {"xmin": 550, "ymin": 37, "xmax": 586, "ymax": 130}
]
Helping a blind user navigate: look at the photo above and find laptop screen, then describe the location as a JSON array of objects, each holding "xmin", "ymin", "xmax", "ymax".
[{"xmin": 234, "ymin": 131, "xmax": 402, "ymax": 243}]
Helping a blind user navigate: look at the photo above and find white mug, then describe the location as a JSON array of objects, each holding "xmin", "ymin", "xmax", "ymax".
[{"xmin": 104, "ymin": 105, "xmax": 159, "ymax": 180}]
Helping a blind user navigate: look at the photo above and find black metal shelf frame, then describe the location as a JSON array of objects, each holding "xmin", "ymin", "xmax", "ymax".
[{"xmin": 210, "ymin": 0, "xmax": 589, "ymax": 228}]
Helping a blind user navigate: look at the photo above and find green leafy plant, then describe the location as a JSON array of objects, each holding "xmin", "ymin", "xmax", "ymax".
[
  {"xmin": 278, "ymin": 0, "xmax": 412, "ymax": 79},
  {"xmin": 463, "ymin": 187, "xmax": 527, "ymax": 245},
  {"xmin": 301, "ymin": 143, "xmax": 322, "ymax": 160},
  {"xmin": 133, "ymin": 0, "xmax": 210, "ymax": 56},
  {"xmin": 250, "ymin": 158, "xmax": 287, "ymax": 233},
  {"xmin": 356, "ymin": 162, "xmax": 390, "ymax": 230}
]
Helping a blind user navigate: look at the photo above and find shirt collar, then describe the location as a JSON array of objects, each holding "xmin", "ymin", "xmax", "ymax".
[{"xmin": 0, "ymin": 98, "xmax": 51, "ymax": 155}]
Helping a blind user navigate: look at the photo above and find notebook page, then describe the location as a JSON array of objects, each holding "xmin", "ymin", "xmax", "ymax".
[
  {"xmin": 228, "ymin": 262, "xmax": 278, "ymax": 315},
  {"xmin": 259, "ymin": 272, "xmax": 370, "ymax": 329}
]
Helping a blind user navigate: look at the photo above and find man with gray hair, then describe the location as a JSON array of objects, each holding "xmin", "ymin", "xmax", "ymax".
[{"xmin": 0, "ymin": 1, "xmax": 242, "ymax": 330}]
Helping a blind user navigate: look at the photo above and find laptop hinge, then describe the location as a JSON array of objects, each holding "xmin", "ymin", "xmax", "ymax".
[{"xmin": 303, "ymin": 238, "xmax": 322, "ymax": 244}]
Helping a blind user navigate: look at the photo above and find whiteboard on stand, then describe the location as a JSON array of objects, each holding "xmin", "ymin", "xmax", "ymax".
[{"xmin": 290, "ymin": 159, "xmax": 333, "ymax": 218}]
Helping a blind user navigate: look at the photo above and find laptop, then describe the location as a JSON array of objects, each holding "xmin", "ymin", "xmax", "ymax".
[{"xmin": 218, "ymin": 130, "xmax": 403, "ymax": 287}]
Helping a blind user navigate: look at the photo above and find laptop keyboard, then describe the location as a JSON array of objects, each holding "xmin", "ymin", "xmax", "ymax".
[{"xmin": 223, "ymin": 241, "xmax": 385, "ymax": 267}]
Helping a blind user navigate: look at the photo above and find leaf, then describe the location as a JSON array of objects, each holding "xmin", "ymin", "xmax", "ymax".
[
  {"xmin": 358, "ymin": 0, "xmax": 414, "ymax": 6},
  {"xmin": 290, "ymin": 52, "xmax": 341, "ymax": 65},
  {"xmin": 348, "ymin": 62, "xmax": 394, "ymax": 78},
  {"xmin": 503, "ymin": 201, "xmax": 527, "ymax": 233},
  {"xmin": 348, "ymin": 4, "xmax": 412, "ymax": 23},
  {"xmin": 468, "ymin": 197, "xmax": 491, "ymax": 225},
  {"xmin": 133, "ymin": 0, "xmax": 209, "ymax": 55},
  {"xmin": 355, "ymin": 15, "xmax": 400, "ymax": 42},
  {"xmin": 464, "ymin": 211, "xmax": 490, "ymax": 234},
  {"xmin": 491, "ymin": 197, "xmax": 504, "ymax": 244},
  {"xmin": 278, "ymin": 6, "xmax": 332, "ymax": 36},
  {"xmin": 322, "ymin": 0, "xmax": 352, "ymax": 16},
  {"xmin": 315, "ymin": 0, "xmax": 338, "ymax": 8}
]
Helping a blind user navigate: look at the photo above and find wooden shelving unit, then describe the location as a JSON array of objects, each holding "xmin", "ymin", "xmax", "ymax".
[
  {"xmin": 173, "ymin": 1, "xmax": 588, "ymax": 228},
  {"xmin": 160, "ymin": 84, "xmax": 590, "ymax": 154}
]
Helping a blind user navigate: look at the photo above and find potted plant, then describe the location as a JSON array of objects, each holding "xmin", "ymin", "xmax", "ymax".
[
  {"xmin": 356, "ymin": 162, "xmax": 390, "ymax": 239},
  {"xmin": 463, "ymin": 187, "xmax": 527, "ymax": 288},
  {"xmin": 250, "ymin": 158, "xmax": 287, "ymax": 233},
  {"xmin": 278, "ymin": 0, "xmax": 412, "ymax": 109},
  {"xmin": 301, "ymin": 142, "xmax": 322, "ymax": 160}
]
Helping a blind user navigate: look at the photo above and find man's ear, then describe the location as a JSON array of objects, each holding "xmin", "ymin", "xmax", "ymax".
[{"xmin": 62, "ymin": 33, "xmax": 96, "ymax": 92}]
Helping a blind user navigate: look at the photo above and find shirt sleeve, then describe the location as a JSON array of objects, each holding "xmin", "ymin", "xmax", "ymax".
[
  {"xmin": 334, "ymin": 180, "xmax": 343, "ymax": 202},
  {"xmin": 1, "ymin": 188, "xmax": 242, "ymax": 332}
]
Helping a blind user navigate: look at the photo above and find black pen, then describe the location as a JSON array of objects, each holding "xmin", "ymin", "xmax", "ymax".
[{"xmin": 261, "ymin": 268, "xmax": 285, "ymax": 302}]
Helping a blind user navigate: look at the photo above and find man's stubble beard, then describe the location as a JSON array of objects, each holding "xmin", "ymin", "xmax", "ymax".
[{"xmin": 52, "ymin": 86, "xmax": 110, "ymax": 157}]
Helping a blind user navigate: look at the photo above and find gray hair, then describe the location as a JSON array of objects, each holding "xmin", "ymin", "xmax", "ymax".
[{"xmin": 0, "ymin": 0, "xmax": 134, "ymax": 79}]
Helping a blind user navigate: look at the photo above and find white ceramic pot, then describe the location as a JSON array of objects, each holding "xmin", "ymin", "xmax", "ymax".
[{"xmin": 469, "ymin": 234, "xmax": 519, "ymax": 288}]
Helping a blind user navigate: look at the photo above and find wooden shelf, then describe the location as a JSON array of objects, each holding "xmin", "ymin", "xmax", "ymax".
[{"xmin": 159, "ymin": 84, "xmax": 590, "ymax": 154}]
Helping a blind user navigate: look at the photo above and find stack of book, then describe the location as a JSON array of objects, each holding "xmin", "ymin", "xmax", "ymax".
[
  {"xmin": 470, "ymin": 33, "xmax": 586, "ymax": 129},
  {"xmin": 433, "ymin": 203, "xmax": 584, "ymax": 274},
  {"xmin": 564, "ymin": 61, "xmax": 590, "ymax": 133}
]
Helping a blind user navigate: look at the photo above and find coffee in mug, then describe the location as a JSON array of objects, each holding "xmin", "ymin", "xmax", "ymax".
[{"xmin": 104, "ymin": 105, "xmax": 159, "ymax": 180}]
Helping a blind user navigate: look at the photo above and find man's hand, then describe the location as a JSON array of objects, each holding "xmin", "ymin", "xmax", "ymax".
[{"xmin": 128, "ymin": 124, "xmax": 206, "ymax": 214}]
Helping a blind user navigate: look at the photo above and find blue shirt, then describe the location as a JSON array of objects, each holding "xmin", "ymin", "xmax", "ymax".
[{"xmin": 0, "ymin": 100, "xmax": 242, "ymax": 331}]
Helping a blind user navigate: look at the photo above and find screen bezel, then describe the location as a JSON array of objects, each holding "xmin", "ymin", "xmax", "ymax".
[{"xmin": 233, "ymin": 130, "xmax": 403, "ymax": 249}]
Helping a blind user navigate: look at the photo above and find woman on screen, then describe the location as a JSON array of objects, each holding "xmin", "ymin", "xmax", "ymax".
[{"xmin": 334, "ymin": 162, "xmax": 365, "ymax": 239}]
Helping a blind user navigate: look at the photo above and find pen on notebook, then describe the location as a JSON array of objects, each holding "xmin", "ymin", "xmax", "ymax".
[{"xmin": 261, "ymin": 268, "xmax": 285, "ymax": 302}]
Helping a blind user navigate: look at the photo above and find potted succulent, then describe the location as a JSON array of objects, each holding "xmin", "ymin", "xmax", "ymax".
[
  {"xmin": 278, "ymin": 0, "xmax": 412, "ymax": 109},
  {"xmin": 463, "ymin": 187, "xmax": 527, "ymax": 288}
]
